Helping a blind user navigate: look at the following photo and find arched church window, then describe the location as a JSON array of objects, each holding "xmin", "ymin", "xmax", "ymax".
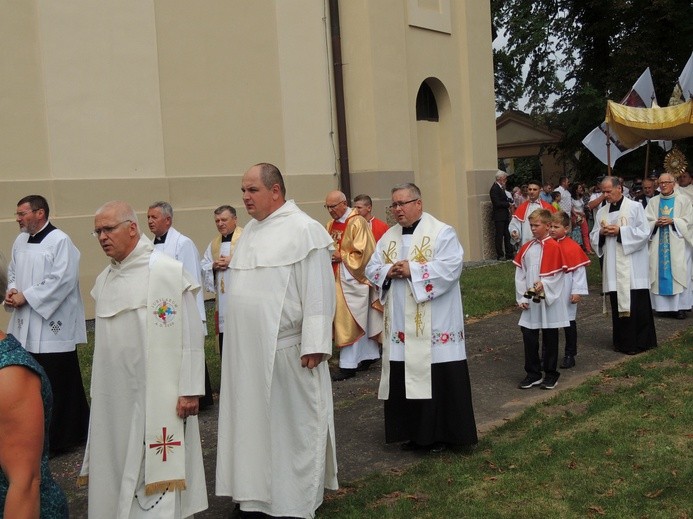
[{"xmin": 416, "ymin": 82, "xmax": 439, "ymax": 121}]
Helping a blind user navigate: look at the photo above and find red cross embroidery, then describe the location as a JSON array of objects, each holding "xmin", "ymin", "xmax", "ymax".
[{"xmin": 149, "ymin": 427, "xmax": 181, "ymax": 462}]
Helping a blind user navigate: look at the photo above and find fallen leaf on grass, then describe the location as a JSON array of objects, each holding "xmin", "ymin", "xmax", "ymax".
[
  {"xmin": 645, "ymin": 489, "xmax": 664, "ymax": 499},
  {"xmin": 588, "ymin": 505, "xmax": 606, "ymax": 515},
  {"xmin": 324, "ymin": 487, "xmax": 357, "ymax": 501},
  {"xmin": 368, "ymin": 491, "xmax": 429, "ymax": 508}
]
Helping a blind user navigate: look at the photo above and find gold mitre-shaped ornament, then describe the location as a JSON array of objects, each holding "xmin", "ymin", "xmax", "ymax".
[{"xmin": 663, "ymin": 147, "xmax": 688, "ymax": 179}]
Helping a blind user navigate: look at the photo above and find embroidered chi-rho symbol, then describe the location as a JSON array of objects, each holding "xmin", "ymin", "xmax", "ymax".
[{"xmin": 149, "ymin": 427, "xmax": 182, "ymax": 462}]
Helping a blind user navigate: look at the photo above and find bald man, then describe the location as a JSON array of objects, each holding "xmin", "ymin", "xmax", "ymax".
[
  {"xmin": 325, "ymin": 190, "xmax": 381, "ymax": 380},
  {"xmin": 80, "ymin": 201, "xmax": 207, "ymax": 517}
]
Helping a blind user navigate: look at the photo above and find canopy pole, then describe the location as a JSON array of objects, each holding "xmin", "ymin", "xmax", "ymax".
[
  {"xmin": 644, "ymin": 140, "xmax": 651, "ymax": 180},
  {"xmin": 606, "ymin": 123, "xmax": 612, "ymax": 175}
]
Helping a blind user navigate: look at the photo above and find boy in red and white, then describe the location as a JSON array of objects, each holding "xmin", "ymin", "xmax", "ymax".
[
  {"xmin": 514, "ymin": 209, "xmax": 568, "ymax": 390},
  {"xmin": 550, "ymin": 211, "xmax": 590, "ymax": 369}
]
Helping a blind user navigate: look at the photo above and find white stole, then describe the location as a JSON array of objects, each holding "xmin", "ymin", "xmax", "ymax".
[
  {"xmin": 381, "ymin": 214, "xmax": 445, "ymax": 399},
  {"xmin": 144, "ymin": 251, "xmax": 187, "ymax": 494},
  {"xmin": 599, "ymin": 201, "xmax": 632, "ymax": 316}
]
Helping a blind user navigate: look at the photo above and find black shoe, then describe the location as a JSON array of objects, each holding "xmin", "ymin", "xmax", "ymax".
[
  {"xmin": 428, "ymin": 442, "xmax": 447, "ymax": 453},
  {"xmin": 356, "ymin": 358, "xmax": 380, "ymax": 372},
  {"xmin": 540, "ymin": 376, "xmax": 558, "ymax": 390},
  {"xmin": 400, "ymin": 440, "xmax": 423, "ymax": 451},
  {"xmin": 559, "ymin": 355, "xmax": 575, "ymax": 369},
  {"xmin": 331, "ymin": 368, "xmax": 356, "ymax": 381},
  {"xmin": 518, "ymin": 375, "xmax": 543, "ymax": 389},
  {"xmin": 675, "ymin": 310, "xmax": 686, "ymax": 320}
]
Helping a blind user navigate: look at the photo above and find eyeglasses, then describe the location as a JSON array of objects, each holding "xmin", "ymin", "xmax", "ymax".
[
  {"xmin": 15, "ymin": 209, "xmax": 37, "ymax": 218},
  {"xmin": 324, "ymin": 201, "xmax": 346, "ymax": 210},
  {"xmin": 659, "ymin": 181, "xmax": 675, "ymax": 185},
  {"xmin": 91, "ymin": 220, "xmax": 132, "ymax": 237},
  {"xmin": 389, "ymin": 199, "xmax": 419, "ymax": 210}
]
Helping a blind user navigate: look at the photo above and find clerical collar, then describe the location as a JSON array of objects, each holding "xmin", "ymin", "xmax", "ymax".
[
  {"xmin": 609, "ymin": 197, "xmax": 624, "ymax": 211},
  {"xmin": 27, "ymin": 222, "xmax": 56, "ymax": 244},
  {"xmin": 221, "ymin": 232, "xmax": 233, "ymax": 243},
  {"xmin": 335, "ymin": 208, "xmax": 351, "ymax": 224},
  {"xmin": 153, "ymin": 232, "xmax": 168, "ymax": 244},
  {"xmin": 402, "ymin": 219, "xmax": 421, "ymax": 235}
]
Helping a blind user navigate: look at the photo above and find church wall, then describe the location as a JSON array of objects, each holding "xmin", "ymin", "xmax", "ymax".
[
  {"xmin": 0, "ymin": 0, "xmax": 497, "ymax": 326},
  {"xmin": 337, "ymin": 0, "xmax": 498, "ymax": 259}
]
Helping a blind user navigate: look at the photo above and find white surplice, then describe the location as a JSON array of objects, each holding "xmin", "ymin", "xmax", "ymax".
[
  {"xmin": 365, "ymin": 214, "xmax": 468, "ymax": 399},
  {"xmin": 590, "ymin": 197, "xmax": 651, "ymax": 296},
  {"xmin": 201, "ymin": 228, "xmax": 242, "ymax": 334},
  {"xmin": 509, "ymin": 200, "xmax": 550, "ymax": 245},
  {"xmin": 216, "ymin": 201, "xmax": 337, "ymax": 519},
  {"xmin": 6, "ymin": 224, "xmax": 86, "ymax": 353},
  {"xmin": 514, "ymin": 239, "xmax": 568, "ymax": 329},
  {"xmin": 645, "ymin": 193, "xmax": 693, "ymax": 311},
  {"xmin": 82, "ymin": 237, "xmax": 207, "ymax": 519}
]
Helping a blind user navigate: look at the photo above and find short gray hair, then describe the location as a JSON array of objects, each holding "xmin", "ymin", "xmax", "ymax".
[
  {"xmin": 149, "ymin": 201, "xmax": 173, "ymax": 219},
  {"xmin": 495, "ymin": 170, "xmax": 508, "ymax": 180},
  {"xmin": 95, "ymin": 201, "xmax": 140, "ymax": 231},
  {"xmin": 391, "ymin": 183, "xmax": 421, "ymax": 198}
]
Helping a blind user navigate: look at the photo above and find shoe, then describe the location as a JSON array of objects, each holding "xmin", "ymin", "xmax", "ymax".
[
  {"xmin": 428, "ymin": 442, "xmax": 447, "ymax": 453},
  {"xmin": 675, "ymin": 310, "xmax": 686, "ymax": 320},
  {"xmin": 540, "ymin": 377, "xmax": 558, "ymax": 390},
  {"xmin": 356, "ymin": 358, "xmax": 380, "ymax": 372},
  {"xmin": 518, "ymin": 375, "xmax": 543, "ymax": 389},
  {"xmin": 559, "ymin": 355, "xmax": 575, "ymax": 369},
  {"xmin": 400, "ymin": 440, "xmax": 423, "ymax": 451},
  {"xmin": 331, "ymin": 368, "xmax": 356, "ymax": 381}
]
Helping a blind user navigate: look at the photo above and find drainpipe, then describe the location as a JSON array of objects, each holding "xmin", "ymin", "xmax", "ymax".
[{"xmin": 328, "ymin": 0, "xmax": 352, "ymax": 201}]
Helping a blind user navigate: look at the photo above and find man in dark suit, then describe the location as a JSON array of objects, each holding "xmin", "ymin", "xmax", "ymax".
[{"xmin": 490, "ymin": 170, "xmax": 514, "ymax": 260}]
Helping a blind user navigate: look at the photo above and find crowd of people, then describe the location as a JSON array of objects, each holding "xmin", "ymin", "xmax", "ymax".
[
  {"xmin": 491, "ymin": 169, "xmax": 693, "ymax": 389},
  {"xmin": 1, "ymin": 162, "xmax": 690, "ymax": 517},
  {"xmin": 0, "ymin": 165, "xmax": 480, "ymax": 518}
]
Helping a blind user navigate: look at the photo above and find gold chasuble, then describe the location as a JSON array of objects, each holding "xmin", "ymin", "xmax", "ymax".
[{"xmin": 327, "ymin": 209, "xmax": 376, "ymax": 347}]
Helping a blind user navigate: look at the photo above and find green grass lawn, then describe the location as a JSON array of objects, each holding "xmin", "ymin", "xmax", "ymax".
[
  {"xmin": 74, "ymin": 260, "xmax": 692, "ymax": 517},
  {"xmin": 320, "ymin": 329, "xmax": 693, "ymax": 518}
]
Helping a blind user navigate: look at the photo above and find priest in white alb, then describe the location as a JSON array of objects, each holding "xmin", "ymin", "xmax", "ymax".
[
  {"xmin": 200, "ymin": 205, "xmax": 243, "ymax": 357},
  {"xmin": 645, "ymin": 172, "xmax": 693, "ymax": 319},
  {"xmin": 590, "ymin": 176, "xmax": 657, "ymax": 354},
  {"xmin": 79, "ymin": 201, "xmax": 207, "ymax": 518},
  {"xmin": 324, "ymin": 190, "xmax": 380, "ymax": 381},
  {"xmin": 216, "ymin": 163, "xmax": 337, "ymax": 518},
  {"xmin": 365, "ymin": 183, "xmax": 478, "ymax": 453}
]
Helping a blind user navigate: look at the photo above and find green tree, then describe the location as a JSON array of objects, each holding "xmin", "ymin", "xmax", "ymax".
[{"xmin": 493, "ymin": 0, "xmax": 693, "ymax": 181}]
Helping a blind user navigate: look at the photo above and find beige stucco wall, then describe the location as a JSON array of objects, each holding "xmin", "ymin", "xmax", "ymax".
[
  {"xmin": 0, "ymin": 0, "xmax": 497, "ymax": 325},
  {"xmin": 338, "ymin": 0, "xmax": 498, "ymax": 259}
]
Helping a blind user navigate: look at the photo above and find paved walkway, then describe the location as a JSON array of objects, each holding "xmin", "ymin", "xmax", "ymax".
[{"xmin": 51, "ymin": 284, "xmax": 692, "ymax": 517}]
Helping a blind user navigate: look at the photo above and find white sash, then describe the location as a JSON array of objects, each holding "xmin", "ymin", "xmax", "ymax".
[
  {"xmin": 144, "ymin": 251, "xmax": 187, "ymax": 494},
  {"xmin": 599, "ymin": 202, "xmax": 632, "ymax": 316}
]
